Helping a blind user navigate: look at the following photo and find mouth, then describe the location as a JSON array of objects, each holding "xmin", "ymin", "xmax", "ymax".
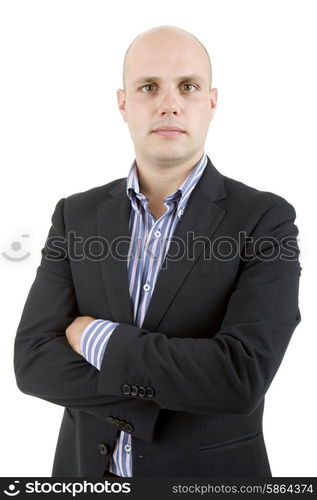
[{"xmin": 152, "ymin": 126, "xmax": 186, "ymax": 138}]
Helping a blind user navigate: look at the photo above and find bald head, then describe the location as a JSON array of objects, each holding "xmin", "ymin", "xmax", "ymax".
[{"xmin": 122, "ymin": 25, "xmax": 212, "ymax": 90}]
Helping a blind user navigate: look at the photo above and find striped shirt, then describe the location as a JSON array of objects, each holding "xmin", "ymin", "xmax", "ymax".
[{"xmin": 80, "ymin": 152, "xmax": 208, "ymax": 476}]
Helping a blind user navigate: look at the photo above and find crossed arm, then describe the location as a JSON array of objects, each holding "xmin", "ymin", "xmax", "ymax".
[
  {"xmin": 65, "ymin": 315, "xmax": 99, "ymax": 357},
  {"xmin": 14, "ymin": 197, "xmax": 301, "ymax": 441}
]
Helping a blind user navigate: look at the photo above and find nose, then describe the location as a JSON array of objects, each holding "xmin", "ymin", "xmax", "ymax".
[{"xmin": 157, "ymin": 89, "xmax": 181, "ymax": 117}]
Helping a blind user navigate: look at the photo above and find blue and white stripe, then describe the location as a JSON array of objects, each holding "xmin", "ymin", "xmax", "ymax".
[
  {"xmin": 81, "ymin": 319, "xmax": 119, "ymax": 369},
  {"xmin": 80, "ymin": 152, "xmax": 208, "ymax": 476}
]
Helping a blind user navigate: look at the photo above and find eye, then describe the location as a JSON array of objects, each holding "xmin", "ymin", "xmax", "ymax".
[
  {"xmin": 181, "ymin": 83, "xmax": 198, "ymax": 92},
  {"xmin": 140, "ymin": 84, "xmax": 157, "ymax": 93}
]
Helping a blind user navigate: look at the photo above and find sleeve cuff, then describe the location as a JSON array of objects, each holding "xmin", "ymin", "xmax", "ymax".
[{"xmin": 80, "ymin": 319, "xmax": 120, "ymax": 370}]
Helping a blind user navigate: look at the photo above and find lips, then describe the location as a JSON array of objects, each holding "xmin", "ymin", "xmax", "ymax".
[{"xmin": 152, "ymin": 126, "xmax": 185, "ymax": 137}]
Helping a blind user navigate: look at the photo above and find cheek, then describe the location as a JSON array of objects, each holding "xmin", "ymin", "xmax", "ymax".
[
  {"xmin": 126, "ymin": 103, "xmax": 148, "ymax": 126},
  {"xmin": 126, "ymin": 116, "xmax": 149, "ymax": 143},
  {"xmin": 189, "ymin": 104, "xmax": 212, "ymax": 130}
]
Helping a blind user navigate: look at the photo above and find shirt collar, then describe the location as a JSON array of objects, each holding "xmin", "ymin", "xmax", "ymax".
[{"xmin": 126, "ymin": 153, "xmax": 207, "ymax": 206}]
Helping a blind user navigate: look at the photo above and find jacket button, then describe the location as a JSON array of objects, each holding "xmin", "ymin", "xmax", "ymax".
[
  {"xmin": 123, "ymin": 423, "xmax": 134, "ymax": 433},
  {"xmin": 138, "ymin": 386, "xmax": 146, "ymax": 397},
  {"xmin": 146, "ymin": 386, "xmax": 155, "ymax": 398},
  {"xmin": 98, "ymin": 443, "xmax": 109, "ymax": 455},
  {"xmin": 122, "ymin": 384, "xmax": 131, "ymax": 395},
  {"xmin": 130, "ymin": 384, "xmax": 138, "ymax": 396}
]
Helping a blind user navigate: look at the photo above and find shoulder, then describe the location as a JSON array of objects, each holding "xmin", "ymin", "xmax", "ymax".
[
  {"xmin": 58, "ymin": 177, "xmax": 126, "ymax": 220},
  {"xmin": 219, "ymin": 175, "xmax": 299, "ymax": 247},
  {"xmin": 223, "ymin": 174, "xmax": 289, "ymax": 206},
  {"xmin": 221, "ymin": 174, "xmax": 297, "ymax": 220},
  {"xmin": 48, "ymin": 178, "xmax": 127, "ymax": 229},
  {"xmin": 66, "ymin": 177, "xmax": 126, "ymax": 205}
]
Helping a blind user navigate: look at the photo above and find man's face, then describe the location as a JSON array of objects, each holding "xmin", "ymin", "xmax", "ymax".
[{"xmin": 117, "ymin": 31, "xmax": 217, "ymax": 166}]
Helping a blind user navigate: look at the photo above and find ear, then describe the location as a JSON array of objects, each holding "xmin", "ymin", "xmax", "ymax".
[
  {"xmin": 117, "ymin": 89, "xmax": 127, "ymax": 122},
  {"xmin": 210, "ymin": 87, "xmax": 217, "ymax": 108},
  {"xmin": 209, "ymin": 87, "xmax": 217, "ymax": 120}
]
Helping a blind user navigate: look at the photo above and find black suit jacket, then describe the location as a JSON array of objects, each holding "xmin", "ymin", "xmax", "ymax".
[{"xmin": 14, "ymin": 156, "xmax": 301, "ymax": 477}]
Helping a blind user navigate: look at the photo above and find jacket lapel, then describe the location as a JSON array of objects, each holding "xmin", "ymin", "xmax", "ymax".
[
  {"xmin": 97, "ymin": 156, "xmax": 227, "ymax": 330},
  {"xmin": 97, "ymin": 180, "xmax": 134, "ymax": 324}
]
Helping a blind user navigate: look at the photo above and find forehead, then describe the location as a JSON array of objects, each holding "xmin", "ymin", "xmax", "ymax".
[{"xmin": 125, "ymin": 36, "xmax": 210, "ymax": 84}]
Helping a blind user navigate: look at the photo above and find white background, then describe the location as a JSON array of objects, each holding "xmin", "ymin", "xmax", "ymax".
[{"xmin": 0, "ymin": 0, "xmax": 316, "ymax": 477}]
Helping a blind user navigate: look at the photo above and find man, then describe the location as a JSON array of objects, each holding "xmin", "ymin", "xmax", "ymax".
[{"xmin": 14, "ymin": 25, "xmax": 301, "ymax": 477}]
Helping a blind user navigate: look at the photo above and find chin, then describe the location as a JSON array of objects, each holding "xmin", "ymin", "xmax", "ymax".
[
  {"xmin": 155, "ymin": 154, "xmax": 186, "ymax": 164},
  {"xmin": 150, "ymin": 148, "xmax": 190, "ymax": 163}
]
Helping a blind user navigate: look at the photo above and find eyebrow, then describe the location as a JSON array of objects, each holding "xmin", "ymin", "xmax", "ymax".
[{"xmin": 132, "ymin": 74, "xmax": 205, "ymax": 86}]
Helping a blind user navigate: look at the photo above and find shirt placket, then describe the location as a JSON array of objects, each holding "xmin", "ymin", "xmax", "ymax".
[{"xmin": 136, "ymin": 198, "xmax": 177, "ymax": 328}]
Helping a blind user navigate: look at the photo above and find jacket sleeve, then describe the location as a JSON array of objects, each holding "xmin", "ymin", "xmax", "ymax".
[
  {"xmin": 97, "ymin": 201, "xmax": 302, "ymax": 416},
  {"xmin": 13, "ymin": 197, "xmax": 161, "ymax": 442}
]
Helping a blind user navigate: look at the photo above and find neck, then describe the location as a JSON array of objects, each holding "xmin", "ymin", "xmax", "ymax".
[{"xmin": 135, "ymin": 151, "xmax": 204, "ymax": 202}]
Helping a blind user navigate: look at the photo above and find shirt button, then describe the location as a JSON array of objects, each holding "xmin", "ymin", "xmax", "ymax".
[
  {"xmin": 154, "ymin": 230, "xmax": 161, "ymax": 237},
  {"xmin": 178, "ymin": 208, "xmax": 184, "ymax": 217},
  {"xmin": 124, "ymin": 444, "xmax": 131, "ymax": 453},
  {"xmin": 143, "ymin": 283, "xmax": 151, "ymax": 292}
]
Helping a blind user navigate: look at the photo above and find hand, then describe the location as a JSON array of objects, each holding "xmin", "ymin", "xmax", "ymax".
[{"xmin": 65, "ymin": 315, "xmax": 96, "ymax": 355}]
